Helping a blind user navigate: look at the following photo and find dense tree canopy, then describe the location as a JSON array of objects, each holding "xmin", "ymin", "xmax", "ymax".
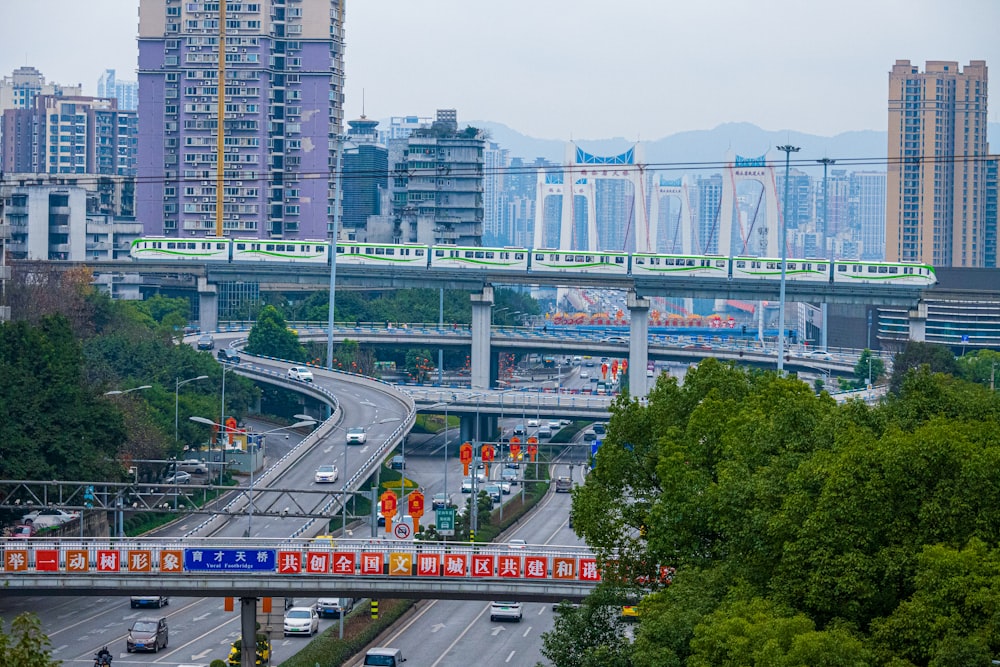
[
  {"xmin": 549, "ymin": 358, "xmax": 1000, "ymax": 667},
  {"xmin": 245, "ymin": 305, "xmax": 308, "ymax": 362}
]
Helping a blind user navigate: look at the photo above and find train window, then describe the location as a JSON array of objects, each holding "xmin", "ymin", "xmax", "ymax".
[
  {"xmin": 166, "ymin": 243, "xmax": 176, "ymax": 249},
  {"xmin": 867, "ymin": 266, "xmax": 877, "ymax": 273},
  {"xmin": 716, "ymin": 260, "xmax": 726, "ymax": 267},
  {"xmin": 236, "ymin": 243, "xmax": 246, "ymax": 250},
  {"xmin": 365, "ymin": 247, "xmax": 374, "ymax": 254},
  {"xmin": 265, "ymin": 244, "xmax": 274, "ymax": 251},
  {"xmin": 904, "ymin": 267, "xmax": 912, "ymax": 274},
  {"xmin": 736, "ymin": 260, "xmax": 746, "ymax": 268},
  {"xmin": 434, "ymin": 249, "xmax": 445, "ymax": 257},
  {"xmin": 889, "ymin": 267, "xmax": 898, "ymax": 274},
  {"xmin": 375, "ymin": 248, "xmax": 385, "ymax": 255},
  {"xmin": 515, "ymin": 253, "xmax": 524, "ymax": 260},
  {"xmin": 336, "ymin": 246, "xmax": 345, "ymax": 253},
  {"xmin": 616, "ymin": 256, "xmax": 625, "ymax": 264},
  {"xmin": 386, "ymin": 248, "xmax": 395, "ymax": 256},
  {"xmin": 878, "ymin": 266, "xmax": 888, "ymax": 273},
  {"xmin": 817, "ymin": 264, "xmax": 826, "ymax": 271},
  {"xmin": 485, "ymin": 252, "xmax": 495, "ymax": 259},
  {"xmin": 415, "ymin": 249, "xmax": 425, "ymax": 257},
  {"xmin": 788, "ymin": 263, "xmax": 797, "ymax": 270},
  {"xmin": 535, "ymin": 253, "xmax": 545, "ymax": 261},
  {"xmin": 450, "ymin": 250, "xmax": 459, "ymax": 257}
]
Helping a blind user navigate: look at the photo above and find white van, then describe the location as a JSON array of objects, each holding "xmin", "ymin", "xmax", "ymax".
[{"xmin": 364, "ymin": 647, "xmax": 405, "ymax": 666}]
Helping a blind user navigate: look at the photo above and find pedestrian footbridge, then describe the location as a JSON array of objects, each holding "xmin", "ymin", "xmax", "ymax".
[{"xmin": 0, "ymin": 537, "xmax": 600, "ymax": 603}]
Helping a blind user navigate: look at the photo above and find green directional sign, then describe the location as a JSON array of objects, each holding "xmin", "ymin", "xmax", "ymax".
[{"xmin": 436, "ymin": 508, "xmax": 456, "ymax": 536}]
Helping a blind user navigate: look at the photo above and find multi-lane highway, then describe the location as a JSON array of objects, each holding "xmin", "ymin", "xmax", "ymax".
[
  {"xmin": 0, "ymin": 357, "xmax": 414, "ymax": 666},
  {"xmin": 344, "ymin": 454, "xmax": 588, "ymax": 667},
  {"xmin": 2, "ymin": 334, "xmax": 600, "ymax": 667}
]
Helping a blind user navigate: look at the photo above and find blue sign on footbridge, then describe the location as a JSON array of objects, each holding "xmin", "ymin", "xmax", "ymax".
[{"xmin": 184, "ymin": 548, "xmax": 276, "ymax": 571}]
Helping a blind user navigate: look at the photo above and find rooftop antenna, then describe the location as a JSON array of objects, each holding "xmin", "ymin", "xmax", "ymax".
[{"xmin": 361, "ymin": 88, "xmax": 366, "ymax": 118}]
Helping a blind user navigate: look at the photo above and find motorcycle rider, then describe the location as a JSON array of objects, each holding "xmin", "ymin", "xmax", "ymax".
[{"xmin": 94, "ymin": 646, "xmax": 113, "ymax": 666}]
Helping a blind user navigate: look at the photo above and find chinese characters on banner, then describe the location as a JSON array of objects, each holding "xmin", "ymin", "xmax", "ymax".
[{"xmin": 2, "ymin": 547, "xmax": 602, "ymax": 583}]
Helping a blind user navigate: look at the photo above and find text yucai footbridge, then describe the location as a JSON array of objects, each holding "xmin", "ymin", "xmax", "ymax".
[{"xmin": 0, "ymin": 537, "xmax": 600, "ymax": 603}]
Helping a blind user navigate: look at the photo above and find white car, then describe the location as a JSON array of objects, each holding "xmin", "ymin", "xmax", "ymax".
[
  {"xmin": 314, "ymin": 464, "xmax": 339, "ymax": 483},
  {"xmin": 548, "ymin": 419, "xmax": 562, "ymax": 429},
  {"xmin": 490, "ymin": 601, "xmax": 523, "ymax": 622},
  {"xmin": 288, "ymin": 366, "xmax": 314, "ymax": 382},
  {"xmin": 508, "ymin": 539, "xmax": 527, "ymax": 550},
  {"xmin": 176, "ymin": 459, "xmax": 208, "ymax": 474},
  {"xmin": 527, "ymin": 418, "xmax": 540, "ymax": 427},
  {"xmin": 461, "ymin": 478, "xmax": 473, "ymax": 493},
  {"xmin": 21, "ymin": 508, "xmax": 79, "ymax": 528},
  {"xmin": 346, "ymin": 427, "xmax": 367, "ymax": 444},
  {"xmin": 580, "ymin": 370, "xmax": 590, "ymax": 379},
  {"xmin": 283, "ymin": 606, "xmax": 319, "ymax": 637}
]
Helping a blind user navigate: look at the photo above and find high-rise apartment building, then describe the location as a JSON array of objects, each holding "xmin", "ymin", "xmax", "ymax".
[
  {"xmin": 98, "ymin": 69, "xmax": 139, "ymax": 111},
  {"xmin": 483, "ymin": 141, "xmax": 508, "ymax": 245},
  {"xmin": 886, "ymin": 59, "xmax": 989, "ymax": 266},
  {"xmin": 852, "ymin": 171, "xmax": 887, "ymax": 261},
  {"xmin": 986, "ymin": 157, "xmax": 998, "ymax": 268},
  {"xmin": 0, "ymin": 67, "xmax": 82, "ymax": 172},
  {"xmin": 0, "ymin": 66, "xmax": 81, "ymax": 114},
  {"xmin": 1, "ymin": 95, "xmax": 137, "ymax": 176},
  {"xmin": 693, "ymin": 174, "xmax": 722, "ymax": 255},
  {"xmin": 390, "ymin": 109, "xmax": 485, "ymax": 246},
  {"xmin": 136, "ymin": 0, "xmax": 345, "ymax": 238},
  {"xmin": 341, "ymin": 115, "xmax": 387, "ymax": 234}
]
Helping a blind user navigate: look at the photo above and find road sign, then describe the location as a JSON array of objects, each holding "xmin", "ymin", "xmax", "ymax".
[
  {"xmin": 392, "ymin": 520, "xmax": 412, "ymax": 540},
  {"xmin": 184, "ymin": 549, "xmax": 276, "ymax": 571},
  {"xmin": 436, "ymin": 508, "xmax": 456, "ymax": 536}
]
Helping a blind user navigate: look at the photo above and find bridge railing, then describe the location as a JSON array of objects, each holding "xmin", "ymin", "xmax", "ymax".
[{"xmin": 0, "ymin": 537, "xmax": 599, "ymax": 583}]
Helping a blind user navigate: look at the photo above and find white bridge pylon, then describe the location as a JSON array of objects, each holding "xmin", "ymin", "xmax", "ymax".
[
  {"xmin": 719, "ymin": 151, "xmax": 781, "ymax": 257},
  {"xmin": 648, "ymin": 175, "xmax": 693, "ymax": 255},
  {"xmin": 532, "ymin": 146, "xmax": 782, "ymax": 258},
  {"xmin": 533, "ymin": 143, "xmax": 650, "ymax": 252}
]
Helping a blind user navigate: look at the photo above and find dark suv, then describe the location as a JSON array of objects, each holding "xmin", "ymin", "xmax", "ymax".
[
  {"xmin": 127, "ymin": 617, "xmax": 168, "ymax": 653},
  {"xmin": 217, "ymin": 348, "xmax": 241, "ymax": 363}
]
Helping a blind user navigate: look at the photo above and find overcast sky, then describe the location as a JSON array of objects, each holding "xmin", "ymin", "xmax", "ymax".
[{"xmin": 2, "ymin": 0, "xmax": 997, "ymax": 140}]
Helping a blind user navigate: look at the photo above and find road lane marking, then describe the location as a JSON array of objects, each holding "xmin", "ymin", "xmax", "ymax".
[
  {"xmin": 429, "ymin": 604, "xmax": 491, "ymax": 667},
  {"xmin": 505, "ymin": 650, "xmax": 517, "ymax": 662}
]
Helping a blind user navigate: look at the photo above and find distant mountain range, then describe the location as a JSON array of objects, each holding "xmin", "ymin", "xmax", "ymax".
[{"xmin": 462, "ymin": 120, "xmax": 1000, "ymax": 171}]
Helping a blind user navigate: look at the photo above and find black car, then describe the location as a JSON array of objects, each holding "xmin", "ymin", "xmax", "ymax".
[
  {"xmin": 196, "ymin": 334, "xmax": 215, "ymax": 350},
  {"xmin": 217, "ymin": 348, "xmax": 241, "ymax": 363}
]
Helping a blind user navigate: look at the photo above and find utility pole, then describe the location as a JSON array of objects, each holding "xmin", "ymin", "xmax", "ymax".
[
  {"xmin": 776, "ymin": 145, "xmax": 800, "ymax": 374},
  {"xmin": 816, "ymin": 157, "xmax": 835, "ymax": 352}
]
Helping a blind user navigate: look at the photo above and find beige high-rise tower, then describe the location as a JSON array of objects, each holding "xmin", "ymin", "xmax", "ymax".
[{"xmin": 886, "ymin": 60, "xmax": 989, "ymax": 267}]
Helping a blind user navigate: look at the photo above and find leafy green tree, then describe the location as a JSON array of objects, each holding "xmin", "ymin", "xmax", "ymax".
[
  {"xmin": 0, "ymin": 612, "xmax": 61, "ymax": 666},
  {"xmin": 854, "ymin": 348, "xmax": 885, "ymax": 387},
  {"xmin": 541, "ymin": 593, "xmax": 634, "ymax": 667},
  {"xmin": 0, "ymin": 315, "xmax": 128, "ymax": 481},
  {"xmin": 404, "ymin": 349, "xmax": 434, "ymax": 382},
  {"xmin": 956, "ymin": 349, "xmax": 1000, "ymax": 389},
  {"xmin": 553, "ymin": 356, "xmax": 1000, "ymax": 665},
  {"xmin": 245, "ymin": 305, "xmax": 306, "ymax": 362},
  {"xmin": 890, "ymin": 341, "xmax": 959, "ymax": 393}
]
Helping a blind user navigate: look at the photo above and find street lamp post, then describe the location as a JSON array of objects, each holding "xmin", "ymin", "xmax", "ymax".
[
  {"xmin": 776, "ymin": 145, "xmax": 800, "ymax": 374},
  {"xmin": 189, "ymin": 416, "xmax": 316, "ymax": 535},
  {"xmin": 104, "ymin": 385, "xmax": 152, "ymax": 397},
  {"xmin": 175, "ymin": 375, "xmax": 209, "ymax": 443}
]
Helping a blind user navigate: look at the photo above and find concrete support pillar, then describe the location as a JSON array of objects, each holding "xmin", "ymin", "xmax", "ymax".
[
  {"xmin": 460, "ymin": 414, "xmax": 476, "ymax": 444},
  {"xmin": 908, "ymin": 301, "xmax": 927, "ymax": 343},
  {"xmin": 459, "ymin": 412, "xmax": 493, "ymax": 443},
  {"xmin": 197, "ymin": 277, "xmax": 219, "ymax": 332},
  {"xmin": 628, "ymin": 291, "xmax": 651, "ymax": 398},
  {"xmin": 470, "ymin": 286, "xmax": 494, "ymax": 390},
  {"xmin": 240, "ymin": 597, "xmax": 258, "ymax": 667}
]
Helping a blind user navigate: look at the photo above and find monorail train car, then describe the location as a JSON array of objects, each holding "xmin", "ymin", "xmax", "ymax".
[
  {"xmin": 831, "ymin": 260, "xmax": 935, "ymax": 286},
  {"xmin": 429, "ymin": 245, "xmax": 529, "ymax": 271},
  {"xmin": 529, "ymin": 249, "xmax": 629, "ymax": 275},
  {"xmin": 336, "ymin": 242, "xmax": 429, "ymax": 267},
  {"xmin": 731, "ymin": 257, "xmax": 830, "ymax": 282},
  {"xmin": 231, "ymin": 239, "xmax": 328, "ymax": 263},
  {"xmin": 128, "ymin": 236, "xmax": 937, "ymax": 288},
  {"xmin": 630, "ymin": 253, "xmax": 728, "ymax": 279},
  {"xmin": 130, "ymin": 237, "xmax": 232, "ymax": 261}
]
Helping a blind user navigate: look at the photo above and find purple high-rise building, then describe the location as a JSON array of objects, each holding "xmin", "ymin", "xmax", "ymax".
[{"xmin": 137, "ymin": 0, "xmax": 344, "ymax": 239}]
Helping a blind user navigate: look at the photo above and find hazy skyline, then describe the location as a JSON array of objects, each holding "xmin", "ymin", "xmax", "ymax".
[{"xmin": 1, "ymin": 0, "xmax": 997, "ymax": 141}]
